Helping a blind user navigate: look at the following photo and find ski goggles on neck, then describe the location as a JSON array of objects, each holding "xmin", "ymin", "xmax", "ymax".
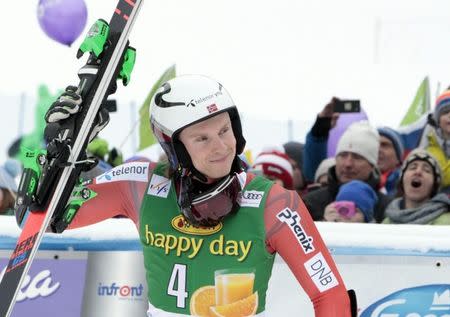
[{"xmin": 179, "ymin": 173, "xmax": 245, "ymax": 227}]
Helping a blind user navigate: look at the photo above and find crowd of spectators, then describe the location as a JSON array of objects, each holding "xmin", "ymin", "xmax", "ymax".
[
  {"xmin": 250, "ymin": 92, "xmax": 450, "ymax": 224},
  {"xmin": 2, "ymin": 90, "xmax": 449, "ymax": 224}
]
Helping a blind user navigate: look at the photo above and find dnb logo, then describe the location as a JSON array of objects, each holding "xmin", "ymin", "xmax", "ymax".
[{"xmin": 361, "ymin": 284, "xmax": 450, "ymax": 317}]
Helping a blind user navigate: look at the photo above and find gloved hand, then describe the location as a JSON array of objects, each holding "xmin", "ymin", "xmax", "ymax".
[
  {"xmin": 45, "ymin": 86, "xmax": 82, "ymax": 123},
  {"xmin": 45, "ymin": 85, "xmax": 110, "ymax": 142}
]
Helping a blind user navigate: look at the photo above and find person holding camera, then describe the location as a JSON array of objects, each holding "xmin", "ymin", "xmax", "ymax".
[
  {"xmin": 323, "ymin": 180, "xmax": 378, "ymax": 223},
  {"xmin": 302, "ymin": 97, "xmax": 362, "ymax": 183},
  {"xmin": 302, "ymin": 97, "xmax": 340, "ymax": 183},
  {"xmin": 303, "ymin": 121, "xmax": 392, "ymax": 223}
]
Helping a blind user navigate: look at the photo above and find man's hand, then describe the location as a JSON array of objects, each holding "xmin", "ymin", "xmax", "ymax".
[
  {"xmin": 323, "ymin": 202, "xmax": 342, "ymax": 222},
  {"xmin": 44, "ymin": 85, "xmax": 110, "ymax": 143},
  {"xmin": 45, "ymin": 86, "xmax": 82, "ymax": 123},
  {"xmin": 318, "ymin": 97, "xmax": 340, "ymax": 129}
]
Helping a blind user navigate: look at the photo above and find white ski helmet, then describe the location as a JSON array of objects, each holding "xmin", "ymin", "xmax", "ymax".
[{"xmin": 150, "ymin": 74, "xmax": 246, "ymax": 172}]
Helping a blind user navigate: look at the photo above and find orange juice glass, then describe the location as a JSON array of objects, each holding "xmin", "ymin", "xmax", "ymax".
[{"xmin": 214, "ymin": 268, "xmax": 255, "ymax": 306}]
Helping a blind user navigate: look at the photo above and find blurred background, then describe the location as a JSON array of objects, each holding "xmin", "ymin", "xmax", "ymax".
[{"xmin": 2, "ymin": 0, "xmax": 450, "ymax": 162}]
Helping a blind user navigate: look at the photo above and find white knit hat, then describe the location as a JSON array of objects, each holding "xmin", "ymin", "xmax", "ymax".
[{"xmin": 336, "ymin": 121, "xmax": 380, "ymax": 166}]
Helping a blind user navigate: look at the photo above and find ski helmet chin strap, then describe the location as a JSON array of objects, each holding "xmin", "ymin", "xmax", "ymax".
[
  {"xmin": 176, "ymin": 156, "xmax": 245, "ymax": 227},
  {"xmin": 172, "ymin": 136, "xmax": 245, "ymax": 227}
]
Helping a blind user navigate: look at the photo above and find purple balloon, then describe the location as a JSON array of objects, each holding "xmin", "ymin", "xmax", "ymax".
[
  {"xmin": 37, "ymin": 0, "xmax": 88, "ymax": 46},
  {"xmin": 327, "ymin": 110, "xmax": 369, "ymax": 157}
]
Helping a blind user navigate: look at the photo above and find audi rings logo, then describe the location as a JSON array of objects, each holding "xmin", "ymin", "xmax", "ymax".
[
  {"xmin": 238, "ymin": 190, "xmax": 264, "ymax": 208},
  {"xmin": 242, "ymin": 192, "xmax": 263, "ymax": 200}
]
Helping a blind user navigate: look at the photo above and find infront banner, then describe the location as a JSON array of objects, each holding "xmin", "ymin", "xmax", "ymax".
[
  {"xmin": 0, "ymin": 251, "xmax": 87, "ymax": 317},
  {"xmin": 81, "ymin": 251, "xmax": 148, "ymax": 316}
]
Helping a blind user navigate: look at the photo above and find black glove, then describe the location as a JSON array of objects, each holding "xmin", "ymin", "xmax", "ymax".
[
  {"xmin": 311, "ymin": 116, "xmax": 332, "ymax": 138},
  {"xmin": 45, "ymin": 86, "xmax": 82, "ymax": 123},
  {"xmin": 89, "ymin": 107, "xmax": 110, "ymax": 142},
  {"xmin": 348, "ymin": 289, "xmax": 357, "ymax": 317},
  {"xmin": 45, "ymin": 85, "xmax": 110, "ymax": 142}
]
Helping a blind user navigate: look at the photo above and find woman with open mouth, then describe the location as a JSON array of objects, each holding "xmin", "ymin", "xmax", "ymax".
[{"xmin": 383, "ymin": 149, "xmax": 450, "ymax": 225}]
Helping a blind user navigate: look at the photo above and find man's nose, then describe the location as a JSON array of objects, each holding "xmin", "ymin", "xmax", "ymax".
[
  {"xmin": 211, "ymin": 136, "xmax": 226, "ymax": 150},
  {"xmin": 342, "ymin": 155, "xmax": 354, "ymax": 167}
]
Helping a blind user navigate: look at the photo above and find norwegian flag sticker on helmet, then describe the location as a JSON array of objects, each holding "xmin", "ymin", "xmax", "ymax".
[{"xmin": 207, "ymin": 103, "xmax": 218, "ymax": 113}]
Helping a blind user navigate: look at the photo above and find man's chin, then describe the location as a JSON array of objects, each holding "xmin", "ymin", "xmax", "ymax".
[
  {"xmin": 214, "ymin": 168, "xmax": 232, "ymax": 179},
  {"xmin": 202, "ymin": 167, "xmax": 232, "ymax": 181},
  {"xmin": 339, "ymin": 175, "xmax": 354, "ymax": 184}
]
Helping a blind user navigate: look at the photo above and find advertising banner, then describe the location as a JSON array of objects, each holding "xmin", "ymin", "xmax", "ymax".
[
  {"xmin": 266, "ymin": 254, "xmax": 450, "ymax": 316},
  {"xmin": 1, "ymin": 220, "xmax": 450, "ymax": 316},
  {"xmin": 0, "ymin": 250, "xmax": 87, "ymax": 317},
  {"xmin": 81, "ymin": 251, "xmax": 148, "ymax": 317}
]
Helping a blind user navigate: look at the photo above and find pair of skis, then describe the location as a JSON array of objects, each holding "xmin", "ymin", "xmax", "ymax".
[{"xmin": 0, "ymin": 1, "xmax": 143, "ymax": 316}]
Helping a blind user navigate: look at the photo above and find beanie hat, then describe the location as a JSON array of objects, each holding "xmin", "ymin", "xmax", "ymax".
[
  {"xmin": 434, "ymin": 89, "xmax": 450, "ymax": 122},
  {"xmin": 253, "ymin": 151, "xmax": 294, "ymax": 189},
  {"xmin": 314, "ymin": 157, "xmax": 336, "ymax": 182},
  {"xmin": 400, "ymin": 149, "xmax": 442, "ymax": 197},
  {"xmin": 283, "ymin": 141, "xmax": 304, "ymax": 171},
  {"xmin": 336, "ymin": 180, "xmax": 378, "ymax": 222},
  {"xmin": 377, "ymin": 126, "xmax": 405, "ymax": 162},
  {"xmin": 0, "ymin": 159, "xmax": 21, "ymax": 192},
  {"xmin": 336, "ymin": 121, "xmax": 380, "ymax": 166}
]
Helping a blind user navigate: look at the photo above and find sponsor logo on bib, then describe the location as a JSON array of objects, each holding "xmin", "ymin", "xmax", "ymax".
[
  {"xmin": 171, "ymin": 214, "xmax": 222, "ymax": 235},
  {"xmin": 276, "ymin": 208, "xmax": 315, "ymax": 254},
  {"xmin": 96, "ymin": 162, "xmax": 149, "ymax": 184},
  {"xmin": 147, "ymin": 174, "xmax": 171, "ymax": 198},
  {"xmin": 304, "ymin": 252, "xmax": 339, "ymax": 292},
  {"xmin": 238, "ymin": 190, "xmax": 264, "ymax": 208}
]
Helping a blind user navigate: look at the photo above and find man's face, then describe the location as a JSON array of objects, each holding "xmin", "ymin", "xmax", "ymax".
[
  {"xmin": 403, "ymin": 160, "xmax": 435, "ymax": 203},
  {"xmin": 335, "ymin": 151, "xmax": 374, "ymax": 184},
  {"xmin": 179, "ymin": 112, "xmax": 236, "ymax": 182},
  {"xmin": 438, "ymin": 109, "xmax": 450, "ymax": 139},
  {"xmin": 378, "ymin": 136, "xmax": 399, "ymax": 173}
]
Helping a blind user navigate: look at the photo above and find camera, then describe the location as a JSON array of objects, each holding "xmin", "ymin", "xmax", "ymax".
[
  {"xmin": 334, "ymin": 99, "xmax": 361, "ymax": 113},
  {"xmin": 333, "ymin": 201, "xmax": 356, "ymax": 218}
]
